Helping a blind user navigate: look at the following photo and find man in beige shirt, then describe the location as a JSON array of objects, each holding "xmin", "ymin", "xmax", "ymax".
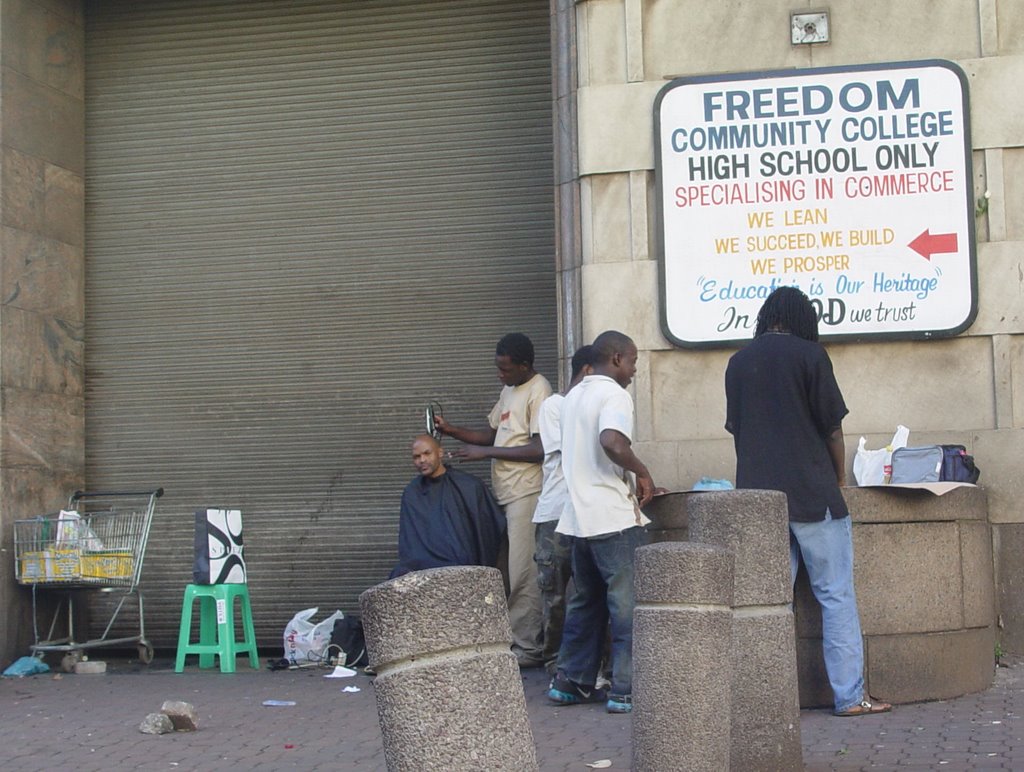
[{"xmin": 435, "ymin": 332, "xmax": 552, "ymax": 667}]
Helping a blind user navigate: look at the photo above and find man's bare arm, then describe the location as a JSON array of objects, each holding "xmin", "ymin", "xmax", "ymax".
[
  {"xmin": 600, "ymin": 428, "xmax": 655, "ymax": 506},
  {"xmin": 826, "ymin": 426, "xmax": 846, "ymax": 486},
  {"xmin": 452, "ymin": 435, "xmax": 543, "ymax": 464},
  {"xmin": 434, "ymin": 415, "xmax": 497, "ymax": 447}
]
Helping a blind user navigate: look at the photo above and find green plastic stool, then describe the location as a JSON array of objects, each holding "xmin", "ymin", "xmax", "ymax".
[{"xmin": 174, "ymin": 583, "xmax": 259, "ymax": 673}]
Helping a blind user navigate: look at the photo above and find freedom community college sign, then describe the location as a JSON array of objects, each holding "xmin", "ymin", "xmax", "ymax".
[{"xmin": 655, "ymin": 59, "xmax": 977, "ymax": 348}]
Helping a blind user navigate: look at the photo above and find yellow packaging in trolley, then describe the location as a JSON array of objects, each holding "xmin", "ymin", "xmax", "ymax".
[
  {"xmin": 18, "ymin": 551, "xmax": 47, "ymax": 582},
  {"xmin": 80, "ymin": 550, "xmax": 134, "ymax": 579},
  {"xmin": 19, "ymin": 549, "xmax": 82, "ymax": 582}
]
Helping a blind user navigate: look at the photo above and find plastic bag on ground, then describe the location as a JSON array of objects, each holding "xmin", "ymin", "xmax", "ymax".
[
  {"xmin": 3, "ymin": 656, "xmax": 50, "ymax": 677},
  {"xmin": 283, "ymin": 607, "xmax": 344, "ymax": 666}
]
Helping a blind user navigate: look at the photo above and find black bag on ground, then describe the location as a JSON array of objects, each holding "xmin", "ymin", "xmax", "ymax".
[
  {"xmin": 939, "ymin": 444, "xmax": 981, "ymax": 483},
  {"xmin": 329, "ymin": 616, "xmax": 368, "ymax": 668}
]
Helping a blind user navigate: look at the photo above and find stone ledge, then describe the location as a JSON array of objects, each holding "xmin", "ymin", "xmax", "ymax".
[{"xmin": 846, "ymin": 485, "xmax": 988, "ymax": 523}]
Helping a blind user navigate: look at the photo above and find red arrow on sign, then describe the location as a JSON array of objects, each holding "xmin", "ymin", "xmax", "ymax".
[{"xmin": 908, "ymin": 230, "xmax": 958, "ymax": 260}]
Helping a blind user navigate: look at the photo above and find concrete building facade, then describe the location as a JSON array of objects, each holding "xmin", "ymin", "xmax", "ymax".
[
  {"xmin": 552, "ymin": 0, "xmax": 1024, "ymax": 656},
  {"xmin": 1, "ymin": 0, "xmax": 1022, "ymax": 664}
]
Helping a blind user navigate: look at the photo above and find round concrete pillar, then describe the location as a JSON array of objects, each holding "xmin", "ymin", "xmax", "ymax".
[
  {"xmin": 688, "ymin": 489, "xmax": 803, "ymax": 771},
  {"xmin": 633, "ymin": 541, "xmax": 734, "ymax": 772},
  {"xmin": 359, "ymin": 566, "xmax": 537, "ymax": 772}
]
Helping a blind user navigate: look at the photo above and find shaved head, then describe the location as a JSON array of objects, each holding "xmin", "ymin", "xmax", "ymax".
[
  {"xmin": 591, "ymin": 330, "xmax": 638, "ymax": 388},
  {"xmin": 592, "ymin": 330, "xmax": 635, "ymax": 365},
  {"xmin": 412, "ymin": 433, "xmax": 441, "ymax": 451}
]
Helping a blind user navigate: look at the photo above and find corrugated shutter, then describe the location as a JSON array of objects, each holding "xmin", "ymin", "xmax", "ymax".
[{"xmin": 83, "ymin": 0, "xmax": 556, "ymax": 650}]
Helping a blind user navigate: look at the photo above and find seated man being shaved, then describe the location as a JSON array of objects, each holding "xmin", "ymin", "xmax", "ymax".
[{"xmin": 390, "ymin": 434, "xmax": 506, "ymax": 579}]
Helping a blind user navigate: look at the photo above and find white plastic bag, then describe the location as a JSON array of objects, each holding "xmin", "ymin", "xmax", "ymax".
[
  {"xmin": 283, "ymin": 607, "xmax": 344, "ymax": 666},
  {"xmin": 853, "ymin": 425, "xmax": 910, "ymax": 485},
  {"xmin": 55, "ymin": 510, "xmax": 104, "ymax": 550}
]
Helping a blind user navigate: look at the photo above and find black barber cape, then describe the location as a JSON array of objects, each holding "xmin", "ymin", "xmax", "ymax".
[{"xmin": 390, "ymin": 467, "xmax": 506, "ymax": 579}]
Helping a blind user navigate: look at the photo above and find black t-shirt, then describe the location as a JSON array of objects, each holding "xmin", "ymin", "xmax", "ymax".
[{"xmin": 725, "ymin": 332, "xmax": 849, "ymax": 522}]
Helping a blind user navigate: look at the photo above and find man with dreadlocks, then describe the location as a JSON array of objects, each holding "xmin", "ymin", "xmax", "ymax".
[{"xmin": 724, "ymin": 286, "xmax": 891, "ymax": 718}]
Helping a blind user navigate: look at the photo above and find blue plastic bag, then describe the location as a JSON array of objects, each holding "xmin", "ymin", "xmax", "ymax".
[
  {"xmin": 2, "ymin": 656, "xmax": 50, "ymax": 677},
  {"xmin": 692, "ymin": 477, "xmax": 734, "ymax": 491}
]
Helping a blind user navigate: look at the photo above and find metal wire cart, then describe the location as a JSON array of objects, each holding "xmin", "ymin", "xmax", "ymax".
[{"xmin": 13, "ymin": 488, "xmax": 163, "ymax": 669}]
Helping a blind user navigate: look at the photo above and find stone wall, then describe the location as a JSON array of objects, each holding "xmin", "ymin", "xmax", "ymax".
[
  {"xmin": 644, "ymin": 486, "xmax": 996, "ymax": 706},
  {"xmin": 0, "ymin": 0, "xmax": 85, "ymax": 664},
  {"xmin": 797, "ymin": 487, "xmax": 994, "ymax": 706},
  {"xmin": 559, "ymin": 0, "xmax": 1024, "ymax": 651}
]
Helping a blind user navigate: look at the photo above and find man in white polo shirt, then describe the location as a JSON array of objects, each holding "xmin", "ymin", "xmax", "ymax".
[{"xmin": 547, "ymin": 330, "xmax": 656, "ymax": 714}]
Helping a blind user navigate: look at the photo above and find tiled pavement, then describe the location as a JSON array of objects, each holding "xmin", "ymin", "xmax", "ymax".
[{"xmin": 1, "ymin": 654, "xmax": 1022, "ymax": 770}]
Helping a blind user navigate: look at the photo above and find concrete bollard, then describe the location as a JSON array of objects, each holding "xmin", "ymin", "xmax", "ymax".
[
  {"xmin": 359, "ymin": 566, "xmax": 538, "ymax": 772},
  {"xmin": 633, "ymin": 541, "xmax": 734, "ymax": 772},
  {"xmin": 688, "ymin": 490, "xmax": 803, "ymax": 771}
]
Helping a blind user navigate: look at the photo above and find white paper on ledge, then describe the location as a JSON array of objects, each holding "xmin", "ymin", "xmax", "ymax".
[
  {"xmin": 324, "ymin": 665, "xmax": 358, "ymax": 678},
  {"xmin": 857, "ymin": 481, "xmax": 978, "ymax": 496},
  {"xmin": 650, "ymin": 483, "xmax": 978, "ymax": 498}
]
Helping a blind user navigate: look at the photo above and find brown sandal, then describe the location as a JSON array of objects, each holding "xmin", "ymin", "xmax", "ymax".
[{"xmin": 834, "ymin": 698, "xmax": 892, "ymax": 717}]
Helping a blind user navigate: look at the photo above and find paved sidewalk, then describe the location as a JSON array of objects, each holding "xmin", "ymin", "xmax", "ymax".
[{"xmin": 1, "ymin": 654, "xmax": 1022, "ymax": 770}]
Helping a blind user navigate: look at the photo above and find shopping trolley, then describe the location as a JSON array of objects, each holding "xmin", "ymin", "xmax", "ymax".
[{"xmin": 13, "ymin": 488, "xmax": 163, "ymax": 670}]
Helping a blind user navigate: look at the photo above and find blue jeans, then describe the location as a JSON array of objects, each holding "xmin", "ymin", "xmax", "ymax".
[
  {"xmin": 556, "ymin": 526, "xmax": 648, "ymax": 698},
  {"xmin": 789, "ymin": 512, "xmax": 864, "ymax": 713}
]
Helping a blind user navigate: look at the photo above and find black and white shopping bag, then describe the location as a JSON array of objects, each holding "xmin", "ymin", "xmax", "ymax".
[{"xmin": 193, "ymin": 508, "xmax": 246, "ymax": 584}]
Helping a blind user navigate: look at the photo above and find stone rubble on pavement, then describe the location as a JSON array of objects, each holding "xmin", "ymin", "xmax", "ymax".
[
  {"xmin": 138, "ymin": 712, "xmax": 174, "ymax": 735},
  {"xmin": 73, "ymin": 661, "xmax": 107, "ymax": 676},
  {"xmin": 160, "ymin": 700, "xmax": 199, "ymax": 732}
]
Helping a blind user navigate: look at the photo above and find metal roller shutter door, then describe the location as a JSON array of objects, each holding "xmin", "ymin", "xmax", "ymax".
[{"xmin": 84, "ymin": 0, "xmax": 556, "ymax": 650}]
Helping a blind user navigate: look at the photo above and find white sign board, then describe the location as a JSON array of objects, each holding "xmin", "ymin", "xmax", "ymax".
[{"xmin": 655, "ymin": 60, "xmax": 976, "ymax": 348}]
